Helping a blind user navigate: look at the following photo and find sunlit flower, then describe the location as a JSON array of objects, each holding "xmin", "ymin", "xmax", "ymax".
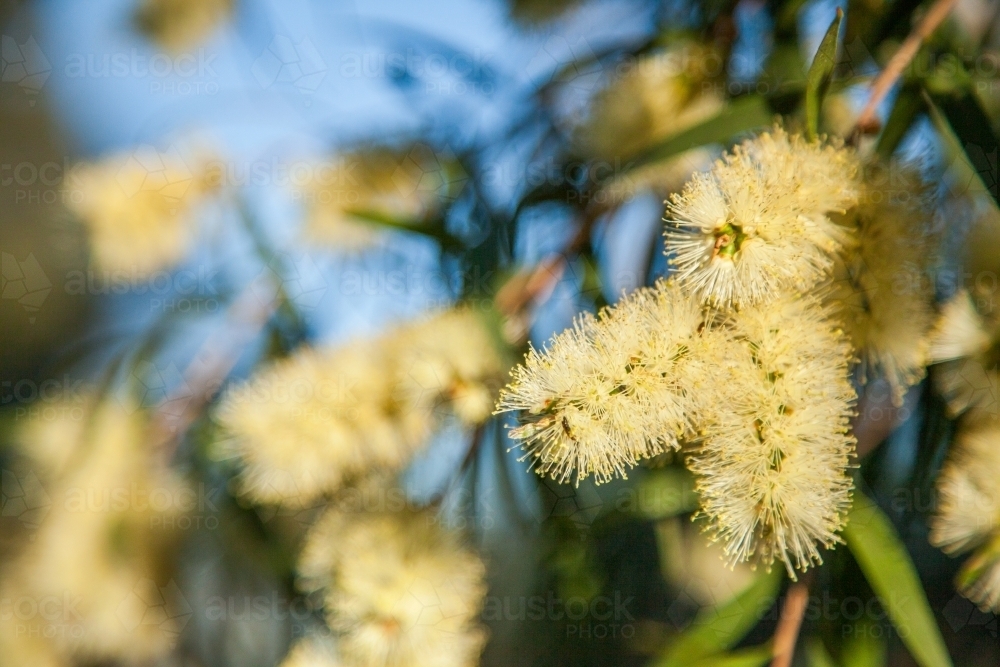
[
  {"xmin": 298, "ymin": 507, "xmax": 488, "ymax": 667},
  {"xmin": 6, "ymin": 399, "xmax": 188, "ymax": 663},
  {"xmin": 135, "ymin": 0, "xmax": 233, "ymax": 52},
  {"xmin": 829, "ymin": 165, "xmax": 937, "ymax": 403},
  {"xmin": 217, "ymin": 308, "xmax": 508, "ymax": 506},
  {"xmin": 930, "ymin": 413, "xmax": 1000, "ymax": 611},
  {"xmin": 496, "ymin": 281, "xmax": 709, "ymax": 485},
  {"xmin": 927, "ymin": 289, "xmax": 1000, "ymax": 417},
  {"xmin": 67, "ymin": 147, "xmax": 216, "ymax": 277},
  {"xmin": 216, "ymin": 342, "xmax": 431, "ymax": 507},
  {"xmin": 299, "ymin": 146, "xmax": 458, "ymax": 250},
  {"xmin": 688, "ymin": 296, "xmax": 856, "ymax": 576},
  {"xmin": 928, "ymin": 289, "xmax": 993, "ymax": 362},
  {"xmin": 280, "ymin": 635, "xmax": 342, "ymax": 667},
  {"xmin": 665, "ymin": 127, "xmax": 860, "ymax": 307},
  {"xmin": 576, "ymin": 44, "xmax": 724, "ymax": 161},
  {"xmin": 0, "ymin": 613, "xmax": 68, "ymax": 667},
  {"xmin": 392, "ymin": 308, "xmax": 508, "ymax": 425}
]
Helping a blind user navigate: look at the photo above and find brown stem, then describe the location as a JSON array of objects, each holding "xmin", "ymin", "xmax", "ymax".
[
  {"xmin": 853, "ymin": 0, "xmax": 960, "ymax": 135},
  {"xmin": 149, "ymin": 283, "xmax": 277, "ymax": 466},
  {"xmin": 771, "ymin": 573, "xmax": 813, "ymax": 667},
  {"xmin": 494, "ymin": 200, "xmax": 607, "ymax": 319}
]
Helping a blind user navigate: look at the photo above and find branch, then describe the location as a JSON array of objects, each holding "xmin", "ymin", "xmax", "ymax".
[
  {"xmin": 853, "ymin": 0, "xmax": 960, "ymax": 135},
  {"xmin": 771, "ymin": 574, "xmax": 813, "ymax": 667},
  {"xmin": 149, "ymin": 283, "xmax": 277, "ymax": 465}
]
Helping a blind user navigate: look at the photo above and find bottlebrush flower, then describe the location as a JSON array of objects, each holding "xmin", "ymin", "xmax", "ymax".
[
  {"xmin": 298, "ymin": 507, "xmax": 488, "ymax": 667},
  {"xmin": 392, "ymin": 308, "xmax": 509, "ymax": 426},
  {"xmin": 829, "ymin": 165, "xmax": 938, "ymax": 404},
  {"xmin": 67, "ymin": 147, "xmax": 216, "ymax": 277},
  {"xmin": 299, "ymin": 146, "xmax": 457, "ymax": 251},
  {"xmin": 280, "ymin": 635, "xmax": 342, "ymax": 667},
  {"xmin": 215, "ymin": 342, "xmax": 431, "ymax": 507},
  {"xmin": 216, "ymin": 308, "xmax": 508, "ymax": 506},
  {"xmin": 135, "ymin": 0, "xmax": 232, "ymax": 52},
  {"xmin": 496, "ymin": 281, "xmax": 710, "ymax": 485},
  {"xmin": 927, "ymin": 289, "xmax": 1000, "ymax": 417},
  {"xmin": 930, "ymin": 413, "xmax": 1000, "ymax": 612},
  {"xmin": 664, "ymin": 127, "xmax": 860, "ymax": 307},
  {"xmin": 575, "ymin": 43, "xmax": 724, "ymax": 161},
  {"xmin": 687, "ymin": 296, "xmax": 857, "ymax": 576},
  {"xmin": 6, "ymin": 399, "xmax": 188, "ymax": 663}
]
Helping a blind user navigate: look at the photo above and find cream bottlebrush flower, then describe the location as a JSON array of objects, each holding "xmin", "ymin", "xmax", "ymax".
[
  {"xmin": 829, "ymin": 165, "xmax": 937, "ymax": 403},
  {"xmin": 928, "ymin": 289, "xmax": 993, "ymax": 362},
  {"xmin": 496, "ymin": 281, "xmax": 709, "ymax": 485},
  {"xmin": 930, "ymin": 414, "xmax": 1000, "ymax": 611},
  {"xmin": 665, "ymin": 127, "xmax": 860, "ymax": 307},
  {"xmin": 688, "ymin": 296, "xmax": 857, "ymax": 576},
  {"xmin": 0, "ymin": 613, "xmax": 68, "ymax": 667},
  {"xmin": 392, "ymin": 308, "xmax": 508, "ymax": 425},
  {"xmin": 67, "ymin": 146, "xmax": 215, "ymax": 277},
  {"xmin": 576, "ymin": 44, "xmax": 725, "ymax": 161},
  {"xmin": 8, "ymin": 399, "xmax": 188, "ymax": 663},
  {"xmin": 927, "ymin": 289, "xmax": 1000, "ymax": 417},
  {"xmin": 280, "ymin": 635, "xmax": 342, "ymax": 667},
  {"xmin": 217, "ymin": 308, "xmax": 507, "ymax": 506},
  {"xmin": 298, "ymin": 508, "xmax": 488, "ymax": 667},
  {"xmin": 135, "ymin": 0, "xmax": 232, "ymax": 52},
  {"xmin": 216, "ymin": 342, "xmax": 432, "ymax": 507},
  {"xmin": 300, "ymin": 146, "xmax": 454, "ymax": 250}
]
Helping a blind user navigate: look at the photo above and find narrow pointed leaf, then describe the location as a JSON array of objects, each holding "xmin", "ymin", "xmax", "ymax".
[
  {"xmin": 655, "ymin": 568, "xmax": 783, "ymax": 666},
  {"xmin": 804, "ymin": 8, "xmax": 843, "ymax": 140},
  {"xmin": 629, "ymin": 95, "xmax": 772, "ymax": 171},
  {"xmin": 843, "ymin": 491, "xmax": 953, "ymax": 667}
]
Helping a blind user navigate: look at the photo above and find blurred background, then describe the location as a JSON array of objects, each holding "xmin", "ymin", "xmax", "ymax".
[{"xmin": 2, "ymin": 0, "xmax": 1000, "ymax": 666}]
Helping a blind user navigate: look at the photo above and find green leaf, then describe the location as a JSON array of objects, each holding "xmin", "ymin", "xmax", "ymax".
[
  {"xmin": 629, "ymin": 95, "xmax": 773, "ymax": 171},
  {"xmin": 804, "ymin": 7, "xmax": 843, "ymax": 141},
  {"xmin": 637, "ymin": 466, "xmax": 699, "ymax": 520},
  {"xmin": 924, "ymin": 89, "xmax": 1000, "ymax": 210},
  {"xmin": 687, "ymin": 645, "xmax": 773, "ymax": 667},
  {"xmin": 875, "ymin": 84, "xmax": 924, "ymax": 158},
  {"xmin": 843, "ymin": 491, "xmax": 953, "ymax": 667},
  {"xmin": 805, "ymin": 637, "xmax": 837, "ymax": 667},
  {"xmin": 842, "ymin": 618, "xmax": 887, "ymax": 667},
  {"xmin": 655, "ymin": 568, "xmax": 783, "ymax": 667}
]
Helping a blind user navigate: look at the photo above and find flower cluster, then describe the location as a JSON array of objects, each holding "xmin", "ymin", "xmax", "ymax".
[
  {"xmin": 1, "ymin": 399, "xmax": 189, "ymax": 664},
  {"xmin": 296, "ymin": 504, "xmax": 488, "ymax": 667},
  {"xmin": 498, "ymin": 280, "xmax": 856, "ymax": 575},
  {"xmin": 497, "ymin": 282, "xmax": 708, "ymax": 485},
  {"xmin": 828, "ymin": 164, "xmax": 938, "ymax": 403},
  {"xmin": 664, "ymin": 127, "xmax": 860, "ymax": 308},
  {"xmin": 499, "ymin": 128, "xmax": 872, "ymax": 576},
  {"xmin": 216, "ymin": 308, "xmax": 508, "ymax": 506},
  {"xmin": 575, "ymin": 43, "xmax": 724, "ymax": 161},
  {"xmin": 927, "ymin": 289, "xmax": 1000, "ymax": 417},
  {"xmin": 929, "ymin": 413, "xmax": 1000, "ymax": 612},
  {"xmin": 299, "ymin": 145, "xmax": 460, "ymax": 251},
  {"xmin": 689, "ymin": 296, "xmax": 855, "ymax": 574},
  {"xmin": 67, "ymin": 147, "xmax": 217, "ymax": 277},
  {"xmin": 135, "ymin": 0, "xmax": 233, "ymax": 52}
]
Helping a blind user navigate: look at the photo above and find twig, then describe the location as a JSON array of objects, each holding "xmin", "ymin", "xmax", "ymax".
[
  {"xmin": 771, "ymin": 574, "xmax": 813, "ymax": 667},
  {"xmin": 853, "ymin": 0, "xmax": 960, "ymax": 135},
  {"xmin": 494, "ymin": 200, "xmax": 607, "ymax": 319},
  {"xmin": 149, "ymin": 283, "xmax": 277, "ymax": 465}
]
